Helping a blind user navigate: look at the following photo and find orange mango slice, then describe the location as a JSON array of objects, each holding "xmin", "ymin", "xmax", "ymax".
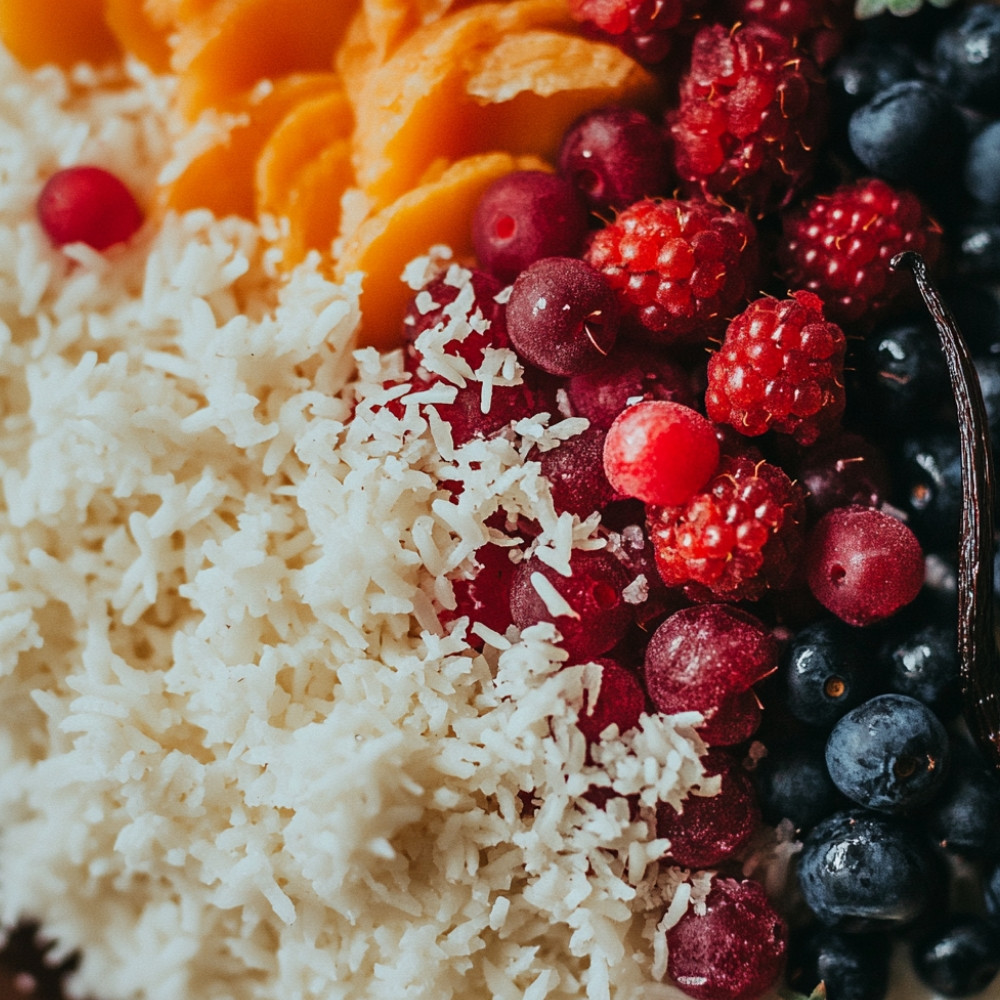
[
  {"xmin": 350, "ymin": 0, "xmax": 659, "ymax": 213},
  {"xmin": 255, "ymin": 89, "xmax": 355, "ymax": 265},
  {"xmin": 337, "ymin": 151, "xmax": 550, "ymax": 351},
  {"xmin": 164, "ymin": 72, "xmax": 341, "ymax": 220},
  {"xmin": 0, "ymin": 0, "xmax": 122, "ymax": 69},
  {"xmin": 170, "ymin": 0, "xmax": 361, "ymax": 118},
  {"xmin": 104, "ymin": 0, "xmax": 173, "ymax": 71}
]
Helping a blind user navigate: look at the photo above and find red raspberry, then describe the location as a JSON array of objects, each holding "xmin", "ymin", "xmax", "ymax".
[
  {"xmin": 723, "ymin": 0, "xmax": 853, "ymax": 66},
  {"xmin": 566, "ymin": 0, "xmax": 708, "ymax": 64},
  {"xmin": 584, "ymin": 197, "xmax": 760, "ymax": 345},
  {"xmin": 667, "ymin": 22, "xmax": 828, "ymax": 215},
  {"xmin": 705, "ymin": 291, "xmax": 847, "ymax": 447},
  {"xmin": 777, "ymin": 177, "xmax": 943, "ymax": 328},
  {"xmin": 648, "ymin": 452, "xmax": 807, "ymax": 602}
]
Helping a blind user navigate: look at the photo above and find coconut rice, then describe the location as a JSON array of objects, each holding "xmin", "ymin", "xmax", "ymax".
[{"xmin": 0, "ymin": 48, "xmax": 730, "ymax": 1000}]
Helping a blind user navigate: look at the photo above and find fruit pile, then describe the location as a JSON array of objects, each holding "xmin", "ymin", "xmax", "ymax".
[
  {"xmin": 376, "ymin": 1, "xmax": 1000, "ymax": 998},
  {"xmin": 18, "ymin": 0, "xmax": 1000, "ymax": 998}
]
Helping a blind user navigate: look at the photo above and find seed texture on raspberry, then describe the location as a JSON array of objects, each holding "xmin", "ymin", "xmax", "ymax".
[
  {"xmin": 804, "ymin": 505, "xmax": 924, "ymax": 626},
  {"xmin": 566, "ymin": 0, "xmax": 708, "ymax": 64},
  {"xmin": 777, "ymin": 177, "xmax": 943, "ymax": 327},
  {"xmin": 706, "ymin": 291, "xmax": 847, "ymax": 446},
  {"xmin": 724, "ymin": 0, "xmax": 852, "ymax": 66},
  {"xmin": 667, "ymin": 22, "xmax": 828, "ymax": 215},
  {"xmin": 585, "ymin": 196, "xmax": 760, "ymax": 345},
  {"xmin": 648, "ymin": 452, "xmax": 807, "ymax": 602},
  {"xmin": 603, "ymin": 400, "xmax": 720, "ymax": 507}
]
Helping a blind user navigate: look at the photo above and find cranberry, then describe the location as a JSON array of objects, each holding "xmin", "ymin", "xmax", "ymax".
[
  {"xmin": 603, "ymin": 399, "xmax": 719, "ymax": 507},
  {"xmin": 572, "ymin": 656, "xmax": 646, "ymax": 744},
  {"xmin": 795, "ymin": 432, "xmax": 891, "ymax": 522},
  {"xmin": 536, "ymin": 426, "xmax": 617, "ymax": 519},
  {"xmin": 439, "ymin": 542, "xmax": 517, "ymax": 642},
  {"xmin": 666, "ymin": 876, "xmax": 788, "ymax": 1000},
  {"xmin": 557, "ymin": 105, "xmax": 672, "ymax": 214},
  {"xmin": 36, "ymin": 165, "xmax": 143, "ymax": 250},
  {"xmin": 509, "ymin": 547, "xmax": 633, "ymax": 660},
  {"xmin": 699, "ymin": 687, "xmax": 763, "ymax": 746},
  {"xmin": 804, "ymin": 505, "xmax": 925, "ymax": 626},
  {"xmin": 506, "ymin": 257, "xmax": 619, "ymax": 376},
  {"xmin": 471, "ymin": 170, "xmax": 589, "ymax": 282}
]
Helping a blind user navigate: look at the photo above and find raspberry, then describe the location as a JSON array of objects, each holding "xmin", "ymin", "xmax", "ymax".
[
  {"xmin": 777, "ymin": 177, "xmax": 943, "ymax": 328},
  {"xmin": 648, "ymin": 452, "xmax": 807, "ymax": 602},
  {"xmin": 584, "ymin": 197, "xmax": 760, "ymax": 345},
  {"xmin": 566, "ymin": 0, "xmax": 707, "ymax": 64},
  {"xmin": 705, "ymin": 291, "xmax": 847, "ymax": 447},
  {"xmin": 667, "ymin": 23, "xmax": 828, "ymax": 216},
  {"xmin": 723, "ymin": 0, "xmax": 853, "ymax": 66}
]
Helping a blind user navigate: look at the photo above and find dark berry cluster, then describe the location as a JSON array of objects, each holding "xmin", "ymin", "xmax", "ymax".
[{"xmin": 374, "ymin": 3, "xmax": 1000, "ymax": 999}]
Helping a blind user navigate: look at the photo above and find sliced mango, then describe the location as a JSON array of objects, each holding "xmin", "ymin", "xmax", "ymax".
[
  {"xmin": 350, "ymin": 0, "xmax": 658, "ymax": 213},
  {"xmin": 164, "ymin": 72, "xmax": 341, "ymax": 220},
  {"xmin": 170, "ymin": 0, "xmax": 361, "ymax": 118},
  {"xmin": 104, "ymin": 0, "xmax": 173, "ymax": 71},
  {"xmin": 0, "ymin": 0, "xmax": 122, "ymax": 69},
  {"xmin": 336, "ymin": 151, "xmax": 550, "ymax": 351},
  {"xmin": 255, "ymin": 89, "xmax": 355, "ymax": 265}
]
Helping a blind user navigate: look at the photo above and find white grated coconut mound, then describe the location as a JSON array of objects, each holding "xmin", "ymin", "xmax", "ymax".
[{"xmin": 0, "ymin": 49, "xmax": 718, "ymax": 1000}]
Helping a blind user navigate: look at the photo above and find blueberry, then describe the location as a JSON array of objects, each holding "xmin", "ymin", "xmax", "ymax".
[
  {"xmin": 952, "ymin": 221, "xmax": 1000, "ymax": 282},
  {"xmin": 912, "ymin": 915, "xmax": 1000, "ymax": 998},
  {"xmin": 780, "ymin": 619, "xmax": 874, "ymax": 729},
  {"xmin": 879, "ymin": 619, "xmax": 960, "ymax": 718},
  {"xmin": 933, "ymin": 3, "xmax": 1000, "ymax": 115},
  {"xmin": 848, "ymin": 80, "xmax": 965, "ymax": 189},
  {"xmin": 923, "ymin": 744, "xmax": 1000, "ymax": 858},
  {"xmin": 752, "ymin": 739, "xmax": 848, "ymax": 833},
  {"xmin": 788, "ymin": 926, "xmax": 891, "ymax": 1000},
  {"xmin": 825, "ymin": 693, "xmax": 951, "ymax": 813},
  {"xmin": 893, "ymin": 429, "xmax": 964, "ymax": 549},
  {"xmin": 940, "ymin": 279, "xmax": 1000, "ymax": 356},
  {"xmin": 797, "ymin": 809, "xmax": 943, "ymax": 931},
  {"xmin": 974, "ymin": 355, "xmax": 1000, "ymax": 456},
  {"xmin": 827, "ymin": 39, "xmax": 920, "ymax": 124},
  {"xmin": 985, "ymin": 860, "xmax": 1000, "ymax": 925},
  {"xmin": 965, "ymin": 122, "xmax": 1000, "ymax": 207}
]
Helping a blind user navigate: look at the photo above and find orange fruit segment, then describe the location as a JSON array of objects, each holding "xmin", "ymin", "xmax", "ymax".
[
  {"xmin": 350, "ymin": 0, "xmax": 658, "ymax": 213},
  {"xmin": 164, "ymin": 72, "xmax": 340, "ymax": 220},
  {"xmin": 104, "ymin": 0, "xmax": 173, "ymax": 72},
  {"xmin": 337, "ymin": 151, "xmax": 550, "ymax": 351},
  {"xmin": 0, "ymin": 0, "xmax": 122, "ymax": 69},
  {"xmin": 170, "ymin": 0, "xmax": 361, "ymax": 119},
  {"xmin": 255, "ymin": 88, "xmax": 355, "ymax": 265}
]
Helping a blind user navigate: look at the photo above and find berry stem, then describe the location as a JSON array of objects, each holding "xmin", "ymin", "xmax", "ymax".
[{"xmin": 891, "ymin": 250, "xmax": 1000, "ymax": 768}]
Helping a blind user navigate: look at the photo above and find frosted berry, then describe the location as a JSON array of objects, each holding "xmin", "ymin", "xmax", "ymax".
[
  {"xmin": 585, "ymin": 196, "xmax": 759, "ymax": 345},
  {"xmin": 648, "ymin": 452, "xmax": 807, "ymax": 603},
  {"xmin": 795, "ymin": 432, "xmax": 891, "ymax": 521},
  {"xmin": 509, "ymin": 547, "xmax": 633, "ymax": 660},
  {"xmin": 644, "ymin": 603, "xmax": 778, "ymax": 717},
  {"xmin": 777, "ymin": 178, "xmax": 943, "ymax": 327},
  {"xmin": 656, "ymin": 750, "xmax": 761, "ymax": 868},
  {"xmin": 557, "ymin": 105, "xmax": 671, "ymax": 215},
  {"xmin": 439, "ymin": 542, "xmax": 516, "ymax": 641},
  {"xmin": 37, "ymin": 165, "xmax": 143, "ymax": 250},
  {"xmin": 805, "ymin": 505, "xmax": 924, "ymax": 626},
  {"xmin": 665, "ymin": 876, "xmax": 788, "ymax": 1000},
  {"xmin": 667, "ymin": 22, "xmax": 828, "ymax": 215},
  {"xmin": 506, "ymin": 257, "xmax": 619, "ymax": 376},
  {"xmin": 573, "ymin": 656, "xmax": 646, "ymax": 744},
  {"xmin": 706, "ymin": 291, "xmax": 847, "ymax": 447},
  {"xmin": 602, "ymin": 400, "xmax": 719, "ymax": 508},
  {"xmin": 472, "ymin": 171, "xmax": 588, "ymax": 282},
  {"xmin": 537, "ymin": 426, "xmax": 616, "ymax": 519},
  {"xmin": 699, "ymin": 687, "xmax": 763, "ymax": 746}
]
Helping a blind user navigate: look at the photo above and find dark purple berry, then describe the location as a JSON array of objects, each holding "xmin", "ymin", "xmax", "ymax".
[
  {"xmin": 471, "ymin": 171, "xmax": 589, "ymax": 282},
  {"xmin": 536, "ymin": 426, "xmax": 616, "ymax": 519},
  {"xmin": 912, "ymin": 915, "xmax": 1000, "ymax": 998},
  {"xmin": 753, "ymin": 738, "xmax": 848, "ymax": 833},
  {"xmin": 795, "ymin": 432, "xmax": 891, "ymax": 521},
  {"xmin": 506, "ymin": 257, "xmax": 619, "ymax": 376},
  {"xmin": 964, "ymin": 121, "xmax": 1000, "ymax": 207},
  {"xmin": 923, "ymin": 743, "xmax": 1000, "ymax": 858},
  {"xmin": 557, "ymin": 105, "xmax": 671, "ymax": 215},
  {"xmin": 933, "ymin": 3, "xmax": 1000, "ymax": 115}
]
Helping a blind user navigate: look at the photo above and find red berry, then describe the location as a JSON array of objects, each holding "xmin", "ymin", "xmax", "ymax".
[
  {"xmin": 804, "ymin": 505, "xmax": 925, "ymax": 626},
  {"xmin": 572, "ymin": 656, "xmax": 646, "ymax": 744},
  {"xmin": 777, "ymin": 177, "xmax": 943, "ymax": 327},
  {"xmin": 509, "ymin": 547, "xmax": 634, "ymax": 660},
  {"xmin": 567, "ymin": 0, "xmax": 708, "ymax": 64},
  {"xmin": 699, "ymin": 687, "xmax": 763, "ymax": 746},
  {"xmin": 584, "ymin": 196, "xmax": 760, "ymax": 345},
  {"xmin": 668, "ymin": 22, "xmax": 828, "ymax": 215},
  {"xmin": 37, "ymin": 165, "xmax": 143, "ymax": 250},
  {"xmin": 648, "ymin": 452, "xmax": 807, "ymax": 603},
  {"xmin": 656, "ymin": 749, "xmax": 761, "ymax": 867},
  {"xmin": 439, "ymin": 542, "xmax": 517, "ymax": 641},
  {"xmin": 644, "ymin": 603, "xmax": 778, "ymax": 717},
  {"xmin": 536, "ymin": 426, "xmax": 617, "ymax": 520},
  {"xmin": 723, "ymin": 0, "xmax": 852, "ymax": 66},
  {"xmin": 665, "ymin": 876, "xmax": 788, "ymax": 1000},
  {"xmin": 705, "ymin": 291, "xmax": 847, "ymax": 447},
  {"xmin": 603, "ymin": 400, "xmax": 719, "ymax": 507}
]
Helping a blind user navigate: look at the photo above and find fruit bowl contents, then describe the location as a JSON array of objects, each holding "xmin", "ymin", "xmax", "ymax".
[{"xmin": 0, "ymin": 0, "xmax": 999, "ymax": 999}]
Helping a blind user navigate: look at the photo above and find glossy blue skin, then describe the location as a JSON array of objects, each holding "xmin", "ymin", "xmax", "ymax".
[
  {"xmin": 912, "ymin": 915, "xmax": 1000, "ymax": 997},
  {"xmin": 797, "ymin": 809, "xmax": 943, "ymax": 932},
  {"xmin": 924, "ymin": 746, "xmax": 1000, "ymax": 858},
  {"xmin": 825, "ymin": 693, "xmax": 951, "ymax": 813},
  {"xmin": 933, "ymin": 3, "xmax": 1000, "ymax": 115},
  {"xmin": 965, "ymin": 122, "xmax": 1000, "ymax": 207},
  {"xmin": 753, "ymin": 739, "xmax": 847, "ymax": 833},
  {"xmin": 789, "ymin": 926, "xmax": 891, "ymax": 1000}
]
